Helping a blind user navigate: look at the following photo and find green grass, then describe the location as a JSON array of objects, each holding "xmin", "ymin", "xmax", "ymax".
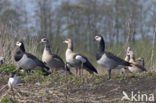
[
  {"xmin": 0, "ymin": 96, "xmax": 18, "ymax": 103},
  {"xmin": 1, "ymin": 65, "xmax": 156, "ymax": 103},
  {"xmin": 0, "ymin": 64, "xmax": 17, "ymax": 75}
]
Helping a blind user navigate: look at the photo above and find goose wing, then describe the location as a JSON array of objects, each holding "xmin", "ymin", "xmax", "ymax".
[
  {"xmin": 26, "ymin": 53, "xmax": 46, "ymax": 67},
  {"xmin": 52, "ymin": 54, "xmax": 64, "ymax": 64},
  {"xmin": 74, "ymin": 54, "xmax": 98, "ymax": 74},
  {"xmin": 75, "ymin": 54, "xmax": 87, "ymax": 63},
  {"xmin": 106, "ymin": 52, "xmax": 131, "ymax": 66}
]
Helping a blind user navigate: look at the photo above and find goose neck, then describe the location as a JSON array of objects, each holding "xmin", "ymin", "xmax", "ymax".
[
  {"xmin": 67, "ymin": 42, "xmax": 73, "ymax": 51},
  {"xmin": 20, "ymin": 45, "xmax": 25, "ymax": 52},
  {"xmin": 98, "ymin": 38, "xmax": 105, "ymax": 52},
  {"xmin": 44, "ymin": 43, "xmax": 52, "ymax": 53}
]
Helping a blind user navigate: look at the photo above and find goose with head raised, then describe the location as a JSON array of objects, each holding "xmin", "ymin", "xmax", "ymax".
[
  {"xmin": 63, "ymin": 39, "xmax": 98, "ymax": 75},
  {"xmin": 40, "ymin": 38, "xmax": 72, "ymax": 75},
  {"xmin": 14, "ymin": 41, "xmax": 50, "ymax": 75},
  {"xmin": 127, "ymin": 51, "xmax": 146, "ymax": 73},
  {"xmin": 94, "ymin": 35, "xmax": 131, "ymax": 79}
]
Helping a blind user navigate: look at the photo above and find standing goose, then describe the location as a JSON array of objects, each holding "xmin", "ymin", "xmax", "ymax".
[
  {"xmin": 63, "ymin": 39, "xmax": 98, "ymax": 75},
  {"xmin": 94, "ymin": 35, "xmax": 131, "ymax": 79},
  {"xmin": 127, "ymin": 51, "xmax": 146, "ymax": 73},
  {"xmin": 40, "ymin": 38, "xmax": 72, "ymax": 75},
  {"xmin": 14, "ymin": 41, "xmax": 50, "ymax": 75}
]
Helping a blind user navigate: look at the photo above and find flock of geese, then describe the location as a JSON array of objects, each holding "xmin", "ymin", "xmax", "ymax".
[{"xmin": 5, "ymin": 35, "xmax": 147, "ymax": 88}]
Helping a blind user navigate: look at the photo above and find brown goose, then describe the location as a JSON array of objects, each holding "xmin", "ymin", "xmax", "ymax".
[
  {"xmin": 63, "ymin": 39, "xmax": 98, "ymax": 75},
  {"xmin": 40, "ymin": 38, "xmax": 72, "ymax": 75},
  {"xmin": 127, "ymin": 51, "xmax": 146, "ymax": 73},
  {"xmin": 121, "ymin": 47, "xmax": 145, "ymax": 74}
]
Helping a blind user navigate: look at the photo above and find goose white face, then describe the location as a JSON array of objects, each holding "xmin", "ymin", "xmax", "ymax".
[
  {"xmin": 95, "ymin": 36, "xmax": 102, "ymax": 41},
  {"xmin": 41, "ymin": 38, "xmax": 47, "ymax": 43},
  {"xmin": 16, "ymin": 41, "xmax": 22, "ymax": 47}
]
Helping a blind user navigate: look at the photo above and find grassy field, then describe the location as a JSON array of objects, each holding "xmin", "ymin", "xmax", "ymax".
[
  {"xmin": 0, "ymin": 64, "xmax": 156, "ymax": 103},
  {"xmin": 0, "ymin": 31, "xmax": 156, "ymax": 103}
]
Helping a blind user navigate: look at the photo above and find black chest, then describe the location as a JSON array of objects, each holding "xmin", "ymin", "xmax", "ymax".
[
  {"xmin": 14, "ymin": 50, "xmax": 24, "ymax": 62},
  {"xmin": 96, "ymin": 51, "xmax": 104, "ymax": 60}
]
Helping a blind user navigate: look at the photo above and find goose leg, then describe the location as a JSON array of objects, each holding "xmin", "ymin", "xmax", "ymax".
[
  {"xmin": 76, "ymin": 68, "xmax": 78, "ymax": 75},
  {"xmin": 80, "ymin": 63, "xmax": 83, "ymax": 76},
  {"xmin": 78, "ymin": 68, "xmax": 81, "ymax": 75},
  {"xmin": 26, "ymin": 69, "xmax": 31, "ymax": 75},
  {"xmin": 108, "ymin": 69, "xmax": 112, "ymax": 79}
]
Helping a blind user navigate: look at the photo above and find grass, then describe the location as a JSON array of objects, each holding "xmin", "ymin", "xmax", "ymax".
[
  {"xmin": 0, "ymin": 67, "xmax": 156, "ymax": 102},
  {"xmin": 0, "ymin": 64, "xmax": 16, "ymax": 75},
  {"xmin": 0, "ymin": 96, "xmax": 17, "ymax": 103},
  {"xmin": 0, "ymin": 37, "xmax": 155, "ymax": 102}
]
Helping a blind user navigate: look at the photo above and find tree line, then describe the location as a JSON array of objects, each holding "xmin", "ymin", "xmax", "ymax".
[{"xmin": 0, "ymin": 0, "xmax": 155, "ymax": 68}]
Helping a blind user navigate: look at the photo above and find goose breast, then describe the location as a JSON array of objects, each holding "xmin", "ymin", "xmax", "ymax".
[
  {"xmin": 97, "ymin": 54, "xmax": 118, "ymax": 69},
  {"xmin": 17, "ymin": 54, "xmax": 36, "ymax": 70}
]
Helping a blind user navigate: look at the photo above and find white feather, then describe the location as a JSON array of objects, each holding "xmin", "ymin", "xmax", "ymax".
[
  {"xmin": 8, "ymin": 76, "xmax": 20, "ymax": 88},
  {"xmin": 75, "ymin": 55, "xmax": 86, "ymax": 63}
]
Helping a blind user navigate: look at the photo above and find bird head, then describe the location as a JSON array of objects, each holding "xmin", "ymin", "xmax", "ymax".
[
  {"xmin": 136, "ymin": 57, "xmax": 144, "ymax": 62},
  {"xmin": 16, "ymin": 41, "xmax": 23, "ymax": 47},
  {"xmin": 94, "ymin": 35, "xmax": 102, "ymax": 42},
  {"xmin": 40, "ymin": 38, "xmax": 48, "ymax": 43},
  {"xmin": 63, "ymin": 39, "xmax": 72, "ymax": 44}
]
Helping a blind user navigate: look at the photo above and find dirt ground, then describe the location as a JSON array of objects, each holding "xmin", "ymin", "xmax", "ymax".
[{"xmin": 0, "ymin": 72, "xmax": 156, "ymax": 103}]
